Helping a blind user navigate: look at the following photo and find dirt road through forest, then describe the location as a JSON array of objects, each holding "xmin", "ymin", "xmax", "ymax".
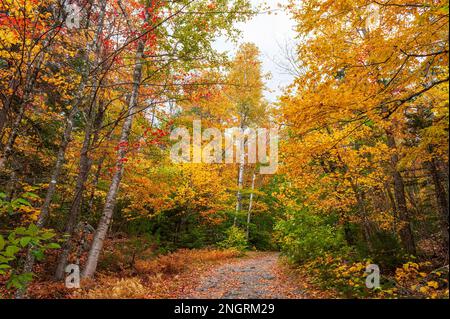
[{"xmin": 188, "ymin": 252, "xmax": 305, "ymax": 299}]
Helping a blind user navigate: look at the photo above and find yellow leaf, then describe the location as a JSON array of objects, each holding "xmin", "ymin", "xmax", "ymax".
[
  {"xmin": 419, "ymin": 286, "xmax": 429, "ymax": 293},
  {"xmin": 427, "ymin": 281, "xmax": 439, "ymax": 289}
]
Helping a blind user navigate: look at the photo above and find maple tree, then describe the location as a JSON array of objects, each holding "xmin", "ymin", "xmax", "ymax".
[{"xmin": 275, "ymin": 0, "xmax": 448, "ymax": 298}]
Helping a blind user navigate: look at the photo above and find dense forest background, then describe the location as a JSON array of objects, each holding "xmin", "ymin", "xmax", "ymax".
[{"xmin": 0, "ymin": 0, "xmax": 448, "ymax": 299}]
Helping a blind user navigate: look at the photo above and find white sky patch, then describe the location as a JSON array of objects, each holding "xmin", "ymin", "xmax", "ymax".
[{"xmin": 213, "ymin": 0, "xmax": 297, "ymax": 103}]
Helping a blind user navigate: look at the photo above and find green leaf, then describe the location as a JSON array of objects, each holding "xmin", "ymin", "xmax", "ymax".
[
  {"xmin": 6, "ymin": 278, "xmax": 19, "ymax": 289},
  {"xmin": 32, "ymin": 249, "xmax": 44, "ymax": 261},
  {"xmin": 27, "ymin": 223, "xmax": 39, "ymax": 236},
  {"xmin": 6, "ymin": 272, "xmax": 33, "ymax": 289},
  {"xmin": 15, "ymin": 227, "xmax": 27, "ymax": 235},
  {"xmin": 0, "ymin": 255, "xmax": 13, "ymax": 263},
  {"xmin": 4, "ymin": 245, "xmax": 20, "ymax": 257},
  {"xmin": 20, "ymin": 272, "xmax": 33, "ymax": 282},
  {"xmin": 22, "ymin": 192, "xmax": 39, "ymax": 199},
  {"xmin": 15, "ymin": 198, "xmax": 31, "ymax": 206},
  {"xmin": 46, "ymin": 243, "xmax": 61, "ymax": 249},
  {"xmin": 438, "ymin": 4, "xmax": 449, "ymax": 14},
  {"xmin": 0, "ymin": 235, "xmax": 4, "ymax": 251},
  {"xmin": 41, "ymin": 231, "xmax": 56, "ymax": 240},
  {"xmin": 20, "ymin": 237, "xmax": 32, "ymax": 247},
  {"xmin": 7, "ymin": 232, "xmax": 16, "ymax": 242}
]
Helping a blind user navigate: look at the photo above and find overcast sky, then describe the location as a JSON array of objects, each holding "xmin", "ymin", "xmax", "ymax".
[{"xmin": 213, "ymin": 0, "xmax": 297, "ymax": 103}]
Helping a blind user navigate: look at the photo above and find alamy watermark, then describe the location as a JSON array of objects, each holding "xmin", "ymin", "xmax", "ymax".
[
  {"xmin": 365, "ymin": 264, "xmax": 381, "ymax": 289},
  {"xmin": 64, "ymin": 2, "xmax": 80, "ymax": 29},
  {"xmin": 65, "ymin": 264, "xmax": 80, "ymax": 289},
  {"xmin": 365, "ymin": 4, "xmax": 381, "ymax": 31},
  {"xmin": 169, "ymin": 120, "xmax": 279, "ymax": 175}
]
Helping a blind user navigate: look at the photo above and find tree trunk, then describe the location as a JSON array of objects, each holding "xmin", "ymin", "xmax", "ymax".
[
  {"xmin": 246, "ymin": 172, "xmax": 256, "ymax": 241},
  {"xmin": 0, "ymin": 100, "xmax": 9, "ymax": 136},
  {"xmin": 54, "ymin": 122, "xmax": 95, "ymax": 279},
  {"xmin": 386, "ymin": 129, "xmax": 416, "ymax": 255},
  {"xmin": 14, "ymin": 83, "xmax": 84, "ymax": 298},
  {"xmin": 82, "ymin": 40, "xmax": 145, "ymax": 278},
  {"xmin": 15, "ymin": 1, "xmax": 107, "ymax": 297},
  {"xmin": 54, "ymin": 0, "xmax": 108, "ymax": 279},
  {"xmin": 384, "ymin": 182, "xmax": 398, "ymax": 234},
  {"xmin": 350, "ymin": 180, "xmax": 373, "ymax": 252},
  {"xmin": 428, "ymin": 157, "xmax": 449, "ymax": 253},
  {"xmin": 0, "ymin": 105, "xmax": 26, "ymax": 168},
  {"xmin": 234, "ymin": 163, "xmax": 245, "ymax": 225},
  {"xmin": 0, "ymin": 75, "xmax": 38, "ymax": 170},
  {"xmin": 87, "ymin": 157, "xmax": 105, "ymax": 213},
  {"xmin": 37, "ymin": 106, "xmax": 78, "ymax": 228},
  {"xmin": 0, "ymin": 0, "xmax": 64, "ymax": 169},
  {"xmin": 54, "ymin": 100, "xmax": 105, "ymax": 279},
  {"xmin": 13, "ymin": 2, "xmax": 75, "ymax": 298},
  {"xmin": 234, "ymin": 125, "xmax": 245, "ymax": 226}
]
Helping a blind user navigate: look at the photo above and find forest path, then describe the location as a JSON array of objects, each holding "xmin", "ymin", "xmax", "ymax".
[{"xmin": 187, "ymin": 252, "xmax": 305, "ymax": 299}]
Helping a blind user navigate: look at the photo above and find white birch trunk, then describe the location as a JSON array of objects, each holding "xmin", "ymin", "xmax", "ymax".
[
  {"xmin": 246, "ymin": 172, "xmax": 256, "ymax": 241},
  {"xmin": 82, "ymin": 40, "xmax": 145, "ymax": 278}
]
